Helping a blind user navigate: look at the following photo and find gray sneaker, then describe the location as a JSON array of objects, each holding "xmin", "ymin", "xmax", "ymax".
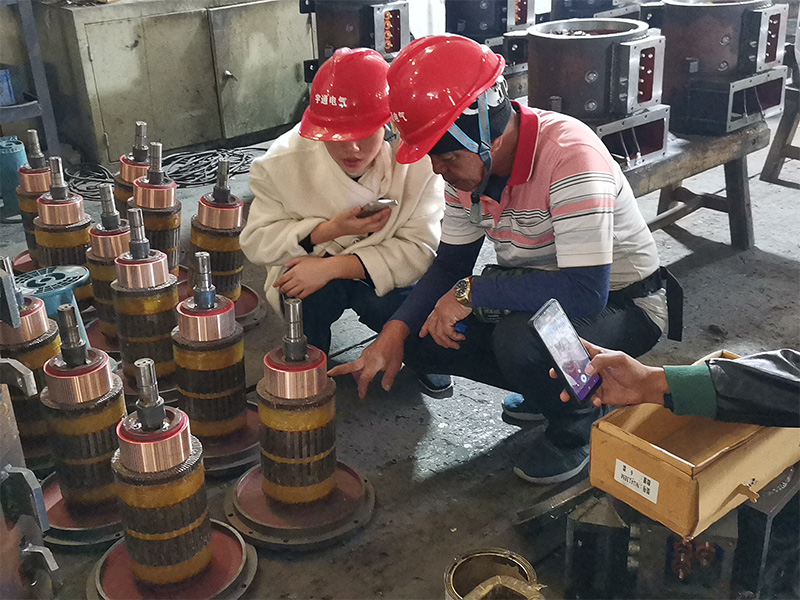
[{"xmin": 513, "ymin": 437, "xmax": 590, "ymax": 485}]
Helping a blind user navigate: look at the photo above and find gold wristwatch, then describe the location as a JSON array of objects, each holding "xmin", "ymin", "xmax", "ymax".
[{"xmin": 453, "ymin": 277, "xmax": 473, "ymax": 307}]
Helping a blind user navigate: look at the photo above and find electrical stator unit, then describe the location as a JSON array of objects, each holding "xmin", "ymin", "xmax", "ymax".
[
  {"xmin": 16, "ymin": 130, "xmax": 51, "ymax": 264},
  {"xmin": 661, "ymin": 0, "xmax": 789, "ymax": 135},
  {"xmin": 225, "ymin": 298, "xmax": 374, "ymax": 550},
  {"xmin": 33, "ymin": 157, "xmax": 93, "ymax": 302},
  {"xmin": 86, "ymin": 184, "xmax": 130, "ymax": 344},
  {"xmin": 528, "ymin": 18, "xmax": 670, "ymax": 167},
  {"xmin": 114, "ymin": 122, "xmax": 149, "ymax": 219},
  {"xmin": 129, "ymin": 142, "xmax": 181, "ymax": 277},
  {"xmin": 111, "ymin": 208, "xmax": 178, "ymax": 390},
  {"xmin": 0, "ymin": 256, "xmax": 60, "ymax": 476},
  {"xmin": 189, "ymin": 159, "xmax": 245, "ymax": 302},
  {"xmin": 301, "ymin": 0, "xmax": 410, "ymax": 81}
]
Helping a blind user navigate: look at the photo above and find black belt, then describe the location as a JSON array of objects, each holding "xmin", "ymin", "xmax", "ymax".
[{"xmin": 608, "ymin": 266, "xmax": 684, "ymax": 342}]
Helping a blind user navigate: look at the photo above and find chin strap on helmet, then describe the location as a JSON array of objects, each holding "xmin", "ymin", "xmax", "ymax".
[{"xmin": 446, "ymin": 92, "xmax": 493, "ymax": 224}]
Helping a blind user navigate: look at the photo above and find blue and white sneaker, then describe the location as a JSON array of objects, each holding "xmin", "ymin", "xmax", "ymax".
[
  {"xmin": 501, "ymin": 393, "xmax": 545, "ymax": 423},
  {"xmin": 417, "ymin": 373, "xmax": 453, "ymax": 397},
  {"xmin": 513, "ymin": 437, "xmax": 590, "ymax": 485}
]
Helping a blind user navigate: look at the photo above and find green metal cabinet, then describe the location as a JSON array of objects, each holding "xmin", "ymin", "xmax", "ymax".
[{"xmin": 34, "ymin": 0, "xmax": 312, "ymax": 164}]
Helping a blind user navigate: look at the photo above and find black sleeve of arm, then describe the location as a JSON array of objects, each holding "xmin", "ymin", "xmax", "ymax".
[
  {"xmin": 710, "ymin": 349, "xmax": 800, "ymax": 427},
  {"xmin": 390, "ymin": 238, "xmax": 484, "ymax": 334},
  {"xmin": 299, "ymin": 234, "xmax": 314, "ymax": 254}
]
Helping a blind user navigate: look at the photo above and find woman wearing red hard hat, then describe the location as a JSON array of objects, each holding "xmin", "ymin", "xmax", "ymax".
[
  {"xmin": 242, "ymin": 47, "xmax": 451, "ymax": 394},
  {"xmin": 331, "ymin": 35, "xmax": 681, "ymax": 485}
]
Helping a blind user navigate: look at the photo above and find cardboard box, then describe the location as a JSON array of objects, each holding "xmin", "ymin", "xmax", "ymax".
[{"xmin": 589, "ymin": 379, "xmax": 800, "ymax": 538}]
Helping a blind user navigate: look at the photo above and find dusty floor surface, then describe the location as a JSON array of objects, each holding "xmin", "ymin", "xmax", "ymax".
[{"xmin": 1, "ymin": 118, "xmax": 798, "ymax": 600}]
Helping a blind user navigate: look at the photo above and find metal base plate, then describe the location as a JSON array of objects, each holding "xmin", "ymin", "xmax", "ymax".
[
  {"xmin": 86, "ymin": 520, "xmax": 257, "ymax": 600},
  {"xmin": 12, "ymin": 250, "xmax": 38, "ymax": 273},
  {"xmin": 41, "ymin": 473, "xmax": 123, "ymax": 551},
  {"xmin": 86, "ymin": 319, "xmax": 120, "ymax": 357},
  {"xmin": 224, "ymin": 461, "xmax": 375, "ymax": 551},
  {"xmin": 202, "ymin": 403, "xmax": 261, "ymax": 479}
]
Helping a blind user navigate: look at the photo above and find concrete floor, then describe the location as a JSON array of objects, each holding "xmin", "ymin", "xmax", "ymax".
[{"xmin": 1, "ymin": 118, "xmax": 798, "ymax": 599}]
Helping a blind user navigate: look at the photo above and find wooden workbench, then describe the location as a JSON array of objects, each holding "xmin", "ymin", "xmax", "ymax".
[{"xmin": 623, "ymin": 121, "xmax": 771, "ymax": 250}]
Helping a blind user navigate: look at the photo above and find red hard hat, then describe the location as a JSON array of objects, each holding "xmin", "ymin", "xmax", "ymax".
[
  {"xmin": 300, "ymin": 48, "xmax": 391, "ymax": 142},
  {"xmin": 387, "ymin": 34, "xmax": 505, "ymax": 164}
]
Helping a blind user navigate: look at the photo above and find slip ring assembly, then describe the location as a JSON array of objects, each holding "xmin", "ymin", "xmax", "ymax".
[
  {"xmin": 16, "ymin": 129, "xmax": 51, "ymax": 265},
  {"xmin": 172, "ymin": 251, "xmax": 259, "ymax": 478},
  {"xmin": 38, "ymin": 303, "xmax": 126, "ymax": 550},
  {"xmin": 33, "ymin": 156, "xmax": 93, "ymax": 302},
  {"xmin": 225, "ymin": 297, "xmax": 375, "ymax": 550},
  {"xmin": 86, "ymin": 184, "xmax": 131, "ymax": 344},
  {"xmin": 111, "ymin": 208, "xmax": 178, "ymax": 391},
  {"xmin": 86, "ymin": 358, "xmax": 256, "ymax": 599},
  {"xmin": 0, "ymin": 256, "xmax": 61, "ymax": 476}
]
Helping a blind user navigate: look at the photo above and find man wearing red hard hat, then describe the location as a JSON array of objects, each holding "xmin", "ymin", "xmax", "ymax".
[
  {"xmin": 242, "ymin": 48, "xmax": 450, "ymax": 394},
  {"xmin": 331, "ymin": 35, "xmax": 681, "ymax": 484}
]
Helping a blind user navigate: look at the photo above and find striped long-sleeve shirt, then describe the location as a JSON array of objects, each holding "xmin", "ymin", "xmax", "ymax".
[{"xmin": 392, "ymin": 103, "xmax": 666, "ymax": 333}]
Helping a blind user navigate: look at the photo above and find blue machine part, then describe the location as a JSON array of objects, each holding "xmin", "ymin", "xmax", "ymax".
[
  {"xmin": 15, "ymin": 266, "xmax": 91, "ymax": 346},
  {"xmin": 0, "ymin": 136, "xmax": 27, "ymax": 218}
]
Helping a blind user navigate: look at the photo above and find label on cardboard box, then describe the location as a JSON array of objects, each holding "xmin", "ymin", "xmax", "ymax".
[{"xmin": 614, "ymin": 459, "xmax": 659, "ymax": 503}]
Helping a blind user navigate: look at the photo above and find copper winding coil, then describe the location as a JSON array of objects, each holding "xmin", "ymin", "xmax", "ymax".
[
  {"xmin": 195, "ymin": 197, "xmax": 244, "ymax": 230},
  {"xmin": 44, "ymin": 349, "xmax": 113, "ymax": 405},
  {"xmin": 117, "ymin": 407, "xmax": 192, "ymax": 473},
  {"xmin": 0, "ymin": 296, "xmax": 48, "ymax": 345},
  {"xmin": 262, "ymin": 346, "xmax": 328, "ymax": 400},
  {"xmin": 176, "ymin": 296, "xmax": 236, "ymax": 342},
  {"xmin": 119, "ymin": 155, "xmax": 149, "ymax": 185},
  {"xmin": 18, "ymin": 167, "xmax": 51, "ymax": 194},
  {"xmin": 133, "ymin": 178, "xmax": 177, "ymax": 209},
  {"xmin": 90, "ymin": 222, "xmax": 131, "ymax": 259},
  {"xmin": 36, "ymin": 194, "xmax": 86, "ymax": 226},
  {"xmin": 115, "ymin": 251, "xmax": 169, "ymax": 289}
]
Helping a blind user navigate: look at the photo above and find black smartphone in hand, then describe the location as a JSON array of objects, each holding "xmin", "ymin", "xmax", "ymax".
[{"xmin": 529, "ymin": 299, "xmax": 601, "ymax": 403}]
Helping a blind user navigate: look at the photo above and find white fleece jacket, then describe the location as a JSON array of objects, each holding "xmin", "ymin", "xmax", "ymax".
[{"xmin": 241, "ymin": 125, "xmax": 445, "ymax": 312}]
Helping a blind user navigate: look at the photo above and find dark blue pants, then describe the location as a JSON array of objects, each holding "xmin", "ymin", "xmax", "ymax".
[
  {"xmin": 403, "ymin": 299, "xmax": 663, "ymax": 449},
  {"xmin": 298, "ymin": 279, "xmax": 412, "ymax": 355}
]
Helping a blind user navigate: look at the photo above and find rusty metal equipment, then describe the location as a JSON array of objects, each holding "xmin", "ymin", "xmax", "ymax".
[
  {"xmin": 564, "ymin": 495, "xmax": 633, "ymax": 599},
  {"xmin": 302, "ymin": 0, "xmax": 410, "ymax": 81},
  {"xmin": 528, "ymin": 18, "xmax": 670, "ymax": 167},
  {"xmin": 189, "ymin": 159, "xmax": 245, "ymax": 302},
  {"xmin": 444, "ymin": 548, "xmax": 541, "ymax": 600},
  {"xmin": 172, "ymin": 252, "xmax": 258, "ymax": 478},
  {"xmin": 446, "ymin": 0, "xmax": 540, "ymax": 41},
  {"xmin": 225, "ymin": 297, "xmax": 374, "ymax": 550},
  {"xmin": 111, "ymin": 208, "xmax": 178, "ymax": 389},
  {"xmin": 632, "ymin": 511, "xmax": 738, "ymax": 599},
  {"xmin": 0, "ymin": 256, "xmax": 60, "ymax": 476},
  {"xmin": 0, "ymin": 364, "xmax": 61, "ymax": 599},
  {"xmin": 16, "ymin": 129, "xmax": 51, "ymax": 265},
  {"xmin": 84, "ymin": 358, "xmax": 257, "ymax": 598},
  {"xmin": 38, "ymin": 304, "xmax": 125, "ymax": 549},
  {"xmin": 33, "ymin": 156, "xmax": 93, "ymax": 302},
  {"xmin": 113, "ymin": 122, "xmax": 149, "ymax": 219},
  {"xmin": 661, "ymin": 0, "xmax": 790, "ymax": 134},
  {"xmin": 129, "ymin": 142, "xmax": 181, "ymax": 276},
  {"xmin": 732, "ymin": 463, "xmax": 800, "ymax": 598},
  {"xmin": 87, "ymin": 184, "xmax": 130, "ymax": 344}
]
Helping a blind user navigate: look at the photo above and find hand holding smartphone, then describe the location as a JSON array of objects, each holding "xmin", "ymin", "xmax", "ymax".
[
  {"xmin": 529, "ymin": 299, "xmax": 601, "ymax": 403},
  {"xmin": 357, "ymin": 198, "xmax": 398, "ymax": 218}
]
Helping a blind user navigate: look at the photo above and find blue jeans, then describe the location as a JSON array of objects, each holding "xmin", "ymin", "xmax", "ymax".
[
  {"xmin": 403, "ymin": 299, "xmax": 663, "ymax": 449},
  {"xmin": 296, "ymin": 279, "xmax": 412, "ymax": 355}
]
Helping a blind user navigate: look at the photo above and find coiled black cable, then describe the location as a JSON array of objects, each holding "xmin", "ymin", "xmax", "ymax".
[{"xmin": 64, "ymin": 147, "xmax": 268, "ymax": 199}]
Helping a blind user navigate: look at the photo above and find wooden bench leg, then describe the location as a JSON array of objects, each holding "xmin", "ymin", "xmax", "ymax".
[
  {"xmin": 760, "ymin": 87, "xmax": 799, "ymax": 183},
  {"xmin": 657, "ymin": 183, "xmax": 681, "ymax": 215},
  {"xmin": 724, "ymin": 157, "xmax": 754, "ymax": 250}
]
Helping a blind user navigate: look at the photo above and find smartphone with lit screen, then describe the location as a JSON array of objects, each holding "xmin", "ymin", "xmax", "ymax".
[
  {"xmin": 529, "ymin": 299, "xmax": 602, "ymax": 403},
  {"xmin": 357, "ymin": 198, "xmax": 398, "ymax": 218}
]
